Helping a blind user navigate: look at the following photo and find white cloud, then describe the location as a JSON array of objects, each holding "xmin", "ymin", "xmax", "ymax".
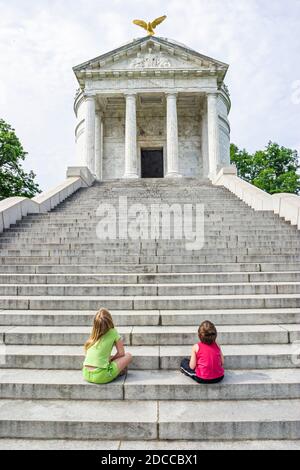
[{"xmin": 0, "ymin": 0, "xmax": 300, "ymax": 190}]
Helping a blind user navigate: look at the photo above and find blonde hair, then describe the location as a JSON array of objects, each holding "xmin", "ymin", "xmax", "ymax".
[{"xmin": 84, "ymin": 308, "xmax": 114, "ymax": 351}]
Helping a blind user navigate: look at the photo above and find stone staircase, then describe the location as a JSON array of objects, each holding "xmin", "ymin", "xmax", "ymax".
[{"xmin": 0, "ymin": 178, "xmax": 300, "ymax": 450}]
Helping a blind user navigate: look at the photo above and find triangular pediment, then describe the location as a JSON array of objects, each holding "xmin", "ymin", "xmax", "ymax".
[{"xmin": 73, "ymin": 36, "xmax": 228, "ymax": 84}]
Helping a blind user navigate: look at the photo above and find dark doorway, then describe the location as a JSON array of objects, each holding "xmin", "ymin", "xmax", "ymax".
[{"xmin": 141, "ymin": 148, "xmax": 164, "ymax": 178}]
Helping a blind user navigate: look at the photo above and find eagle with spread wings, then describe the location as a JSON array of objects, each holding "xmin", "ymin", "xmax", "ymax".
[{"xmin": 133, "ymin": 15, "xmax": 167, "ymax": 36}]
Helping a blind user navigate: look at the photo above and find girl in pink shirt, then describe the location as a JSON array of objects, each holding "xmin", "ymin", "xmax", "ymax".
[{"xmin": 180, "ymin": 321, "xmax": 225, "ymax": 384}]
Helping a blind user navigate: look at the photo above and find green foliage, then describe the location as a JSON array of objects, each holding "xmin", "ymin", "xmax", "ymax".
[
  {"xmin": 0, "ymin": 119, "xmax": 41, "ymax": 200},
  {"xmin": 230, "ymin": 141, "xmax": 300, "ymax": 195}
]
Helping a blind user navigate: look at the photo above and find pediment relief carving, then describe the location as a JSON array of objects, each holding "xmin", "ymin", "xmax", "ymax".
[
  {"xmin": 130, "ymin": 53, "xmax": 172, "ymax": 69},
  {"xmin": 99, "ymin": 50, "xmax": 204, "ymax": 72}
]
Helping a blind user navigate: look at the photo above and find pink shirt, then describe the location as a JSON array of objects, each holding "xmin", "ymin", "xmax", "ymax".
[{"xmin": 195, "ymin": 342, "xmax": 224, "ymax": 380}]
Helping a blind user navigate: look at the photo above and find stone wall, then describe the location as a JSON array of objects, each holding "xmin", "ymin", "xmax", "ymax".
[
  {"xmin": 103, "ymin": 107, "xmax": 126, "ymax": 179},
  {"xmin": 178, "ymin": 109, "xmax": 201, "ymax": 177}
]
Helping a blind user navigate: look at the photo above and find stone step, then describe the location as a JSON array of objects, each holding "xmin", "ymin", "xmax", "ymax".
[
  {"xmin": 17, "ymin": 216, "xmax": 281, "ymax": 226},
  {"xmin": 2, "ymin": 244, "xmax": 300, "ymax": 255},
  {"xmin": 3, "ymin": 244, "xmax": 299, "ymax": 254},
  {"xmin": 2, "ymin": 222, "xmax": 297, "ymax": 231},
  {"xmin": 160, "ymin": 344, "xmax": 300, "ymax": 370},
  {"xmin": 4, "ymin": 251, "xmax": 300, "ymax": 260},
  {"xmin": 0, "ymin": 309, "xmax": 161, "ymax": 326},
  {"xmin": 0, "ymin": 264, "xmax": 158, "ymax": 274},
  {"xmin": 1, "ymin": 271, "xmax": 300, "ymax": 285},
  {"xmin": 2, "ymin": 255, "xmax": 300, "ymax": 265},
  {"xmin": 160, "ymin": 308, "xmax": 300, "ymax": 326},
  {"xmin": 10, "ymin": 224, "xmax": 291, "ymax": 234},
  {"xmin": 0, "ymin": 398, "xmax": 299, "ymax": 440},
  {"xmin": 13, "ymin": 216, "xmax": 286, "ymax": 224},
  {"xmin": 21, "ymin": 216, "xmax": 282, "ymax": 224},
  {"xmin": 1, "ymin": 282, "xmax": 300, "ymax": 296},
  {"xmin": 1, "ymin": 293, "xmax": 300, "ymax": 310},
  {"xmin": 20, "ymin": 209, "xmax": 281, "ymax": 216},
  {"xmin": 0, "ymin": 344, "xmax": 297, "ymax": 370},
  {"xmin": 3, "ymin": 241, "xmax": 300, "ymax": 250},
  {"xmin": 0, "ymin": 399, "xmax": 158, "ymax": 440},
  {"xmin": 0, "ymin": 324, "xmax": 294, "ymax": 346},
  {"xmin": 1, "ymin": 308, "xmax": 300, "ymax": 327},
  {"xmin": 0, "ymin": 439, "xmax": 299, "ymax": 450},
  {"xmin": 3, "ymin": 230, "xmax": 295, "ymax": 242},
  {"xmin": 1, "ymin": 368, "xmax": 300, "ymax": 401},
  {"xmin": 1, "ymin": 262, "xmax": 300, "ymax": 274},
  {"xmin": 23, "ymin": 213, "xmax": 268, "ymax": 222},
  {"xmin": 119, "ymin": 440, "xmax": 300, "ymax": 450},
  {"xmin": 2, "ymin": 237, "xmax": 300, "ymax": 246},
  {"xmin": 158, "ymin": 399, "xmax": 300, "ymax": 440}
]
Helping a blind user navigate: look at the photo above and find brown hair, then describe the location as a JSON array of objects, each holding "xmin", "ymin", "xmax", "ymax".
[
  {"xmin": 84, "ymin": 308, "xmax": 114, "ymax": 351},
  {"xmin": 198, "ymin": 321, "xmax": 217, "ymax": 345}
]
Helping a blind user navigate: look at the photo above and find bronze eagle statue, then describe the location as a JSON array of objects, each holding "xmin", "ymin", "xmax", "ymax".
[{"xmin": 133, "ymin": 15, "xmax": 167, "ymax": 36}]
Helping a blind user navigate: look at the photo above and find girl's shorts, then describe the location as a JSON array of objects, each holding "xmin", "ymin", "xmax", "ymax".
[{"xmin": 83, "ymin": 362, "xmax": 120, "ymax": 384}]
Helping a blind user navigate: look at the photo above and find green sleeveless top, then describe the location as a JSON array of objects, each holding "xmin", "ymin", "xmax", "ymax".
[{"xmin": 84, "ymin": 328, "xmax": 121, "ymax": 369}]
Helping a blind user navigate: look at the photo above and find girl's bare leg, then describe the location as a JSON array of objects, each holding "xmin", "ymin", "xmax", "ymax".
[{"xmin": 113, "ymin": 353, "xmax": 132, "ymax": 375}]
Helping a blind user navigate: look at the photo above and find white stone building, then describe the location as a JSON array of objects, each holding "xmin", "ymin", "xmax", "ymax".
[{"xmin": 73, "ymin": 36, "xmax": 231, "ymax": 180}]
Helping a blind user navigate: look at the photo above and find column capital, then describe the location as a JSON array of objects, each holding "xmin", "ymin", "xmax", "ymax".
[
  {"xmin": 165, "ymin": 91, "xmax": 178, "ymax": 99},
  {"xmin": 84, "ymin": 93, "xmax": 96, "ymax": 101},
  {"xmin": 124, "ymin": 92, "xmax": 137, "ymax": 99},
  {"xmin": 206, "ymin": 91, "xmax": 219, "ymax": 99}
]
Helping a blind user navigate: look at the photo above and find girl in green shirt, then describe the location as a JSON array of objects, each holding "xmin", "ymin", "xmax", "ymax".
[{"xmin": 83, "ymin": 308, "xmax": 132, "ymax": 384}]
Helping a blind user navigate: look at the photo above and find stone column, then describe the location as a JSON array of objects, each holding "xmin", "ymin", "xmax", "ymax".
[
  {"xmin": 84, "ymin": 95, "xmax": 96, "ymax": 173},
  {"xmin": 95, "ymin": 111, "xmax": 103, "ymax": 180},
  {"xmin": 123, "ymin": 93, "xmax": 138, "ymax": 179},
  {"xmin": 166, "ymin": 92, "xmax": 181, "ymax": 178},
  {"xmin": 207, "ymin": 92, "xmax": 220, "ymax": 179}
]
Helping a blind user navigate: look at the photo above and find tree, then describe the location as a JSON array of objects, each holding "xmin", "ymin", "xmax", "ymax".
[
  {"xmin": 0, "ymin": 119, "xmax": 41, "ymax": 200},
  {"xmin": 230, "ymin": 141, "xmax": 300, "ymax": 195}
]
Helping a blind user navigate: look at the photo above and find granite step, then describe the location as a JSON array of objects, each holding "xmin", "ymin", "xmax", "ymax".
[
  {"xmin": 0, "ymin": 344, "xmax": 298, "ymax": 370},
  {"xmin": 3, "ymin": 242, "xmax": 300, "ymax": 251},
  {"xmin": 3, "ymin": 247, "xmax": 300, "ymax": 257},
  {"xmin": 1, "ymin": 293, "xmax": 300, "ymax": 310},
  {"xmin": 1, "ymin": 368, "xmax": 300, "ymax": 401},
  {"xmin": 0, "ymin": 308, "xmax": 300, "ymax": 327},
  {"xmin": 0, "ymin": 439, "xmax": 299, "ymax": 450},
  {"xmin": 1, "ymin": 271, "xmax": 300, "ymax": 284},
  {"xmin": 2, "ymin": 255, "xmax": 300, "ymax": 265},
  {"xmin": 0, "ymin": 237, "xmax": 299, "ymax": 244},
  {"xmin": 0, "ymin": 324, "xmax": 294, "ymax": 346},
  {"xmin": 1, "ymin": 282, "xmax": 299, "ymax": 296},
  {"xmin": 1, "ymin": 262, "xmax": 300, "ymax": 274},
  {"xmin": 158, "ymin": 399, "xmax": 300, "ymax": 440},
  {"xmin": 0, "ymin": 399, "xmax": 158, "ymax": 440},
  {"xmin": 118, "ymin": 440, "xmax": 300, "ymax": 450}
]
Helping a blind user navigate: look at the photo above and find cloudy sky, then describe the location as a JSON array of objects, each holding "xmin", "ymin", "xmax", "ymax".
[{"xmin": 0, "ymin": 0, "xmax": 300, "ymax": 191}]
